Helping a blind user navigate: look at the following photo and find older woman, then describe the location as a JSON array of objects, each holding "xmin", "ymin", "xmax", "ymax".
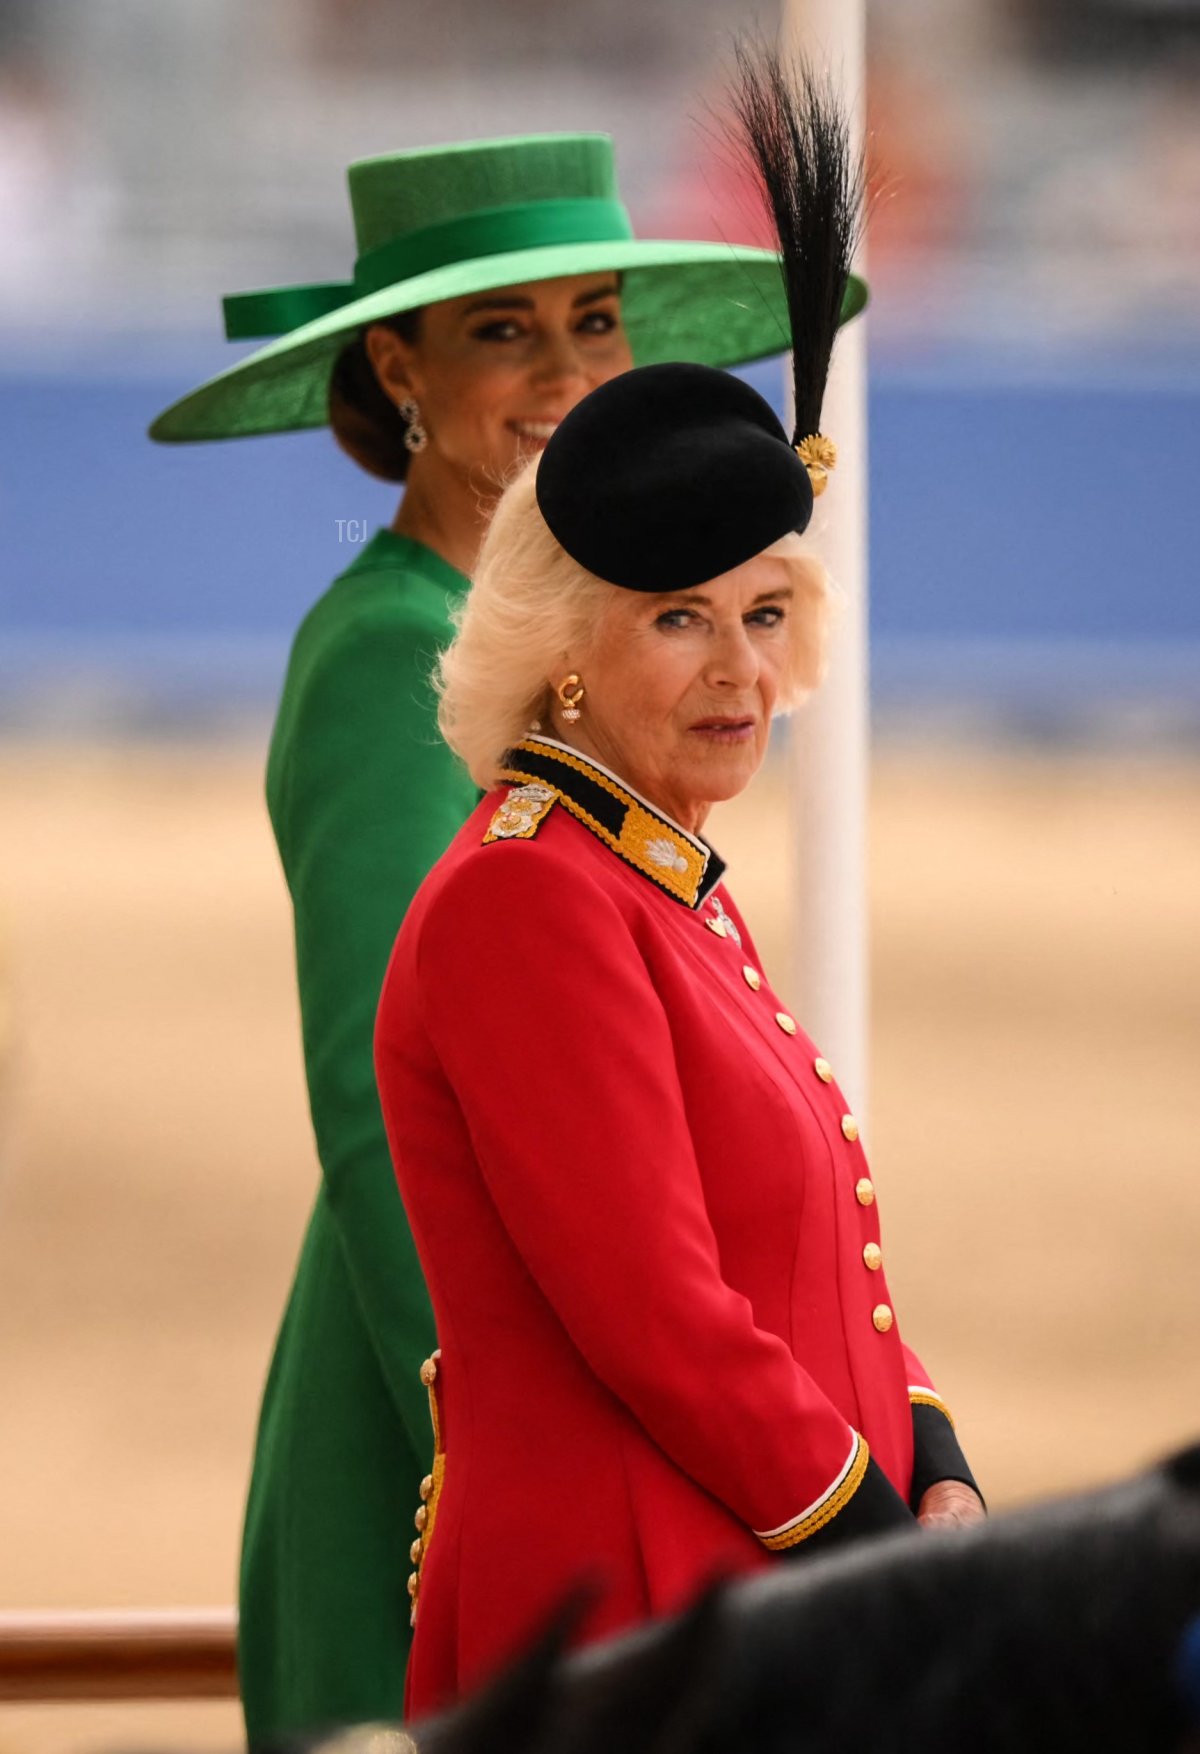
[
  {"xmin": 375, "ymin": 352, "xmax": 984, "ymax": 1718},
  {"xmin": 149, "ymin": 133, "xmax": 811, "ymax": 1743}
]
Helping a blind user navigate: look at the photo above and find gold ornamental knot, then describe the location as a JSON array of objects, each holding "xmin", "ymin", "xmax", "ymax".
[{"xmin": 795, "ymin": 433, "xmax": 838, "ymax": 497}]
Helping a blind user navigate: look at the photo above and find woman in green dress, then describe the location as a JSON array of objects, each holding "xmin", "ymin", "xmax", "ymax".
[{"xmin": 150, "ymin": 131, "xmax": 857, "ymax": 1746}]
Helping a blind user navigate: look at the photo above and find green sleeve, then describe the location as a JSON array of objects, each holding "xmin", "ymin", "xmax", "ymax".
[{"xmin": 280, "ymin": 603, "xmax": 478, "ymax": 1458}]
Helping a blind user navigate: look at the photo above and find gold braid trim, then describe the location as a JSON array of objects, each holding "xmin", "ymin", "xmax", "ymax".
[
  {"xmin": 757, "ymin": 1432, "xmax": 870, "ymax": 1551},
  {"xmin": 424, "ymin": 1451, "xmax": 447, "ymax": 1549},
  {"xmin": 423, "ymin": 1363, "xmax": 446, "ymax": 1545},
  {"xmin": 909, "ymin": 1389, "xmax": 956, "ymax": 1430},
  {"xmin": 410, "ymin": 1357, "xmax": 448, "ymax": 1623},
  {"xmin": 497, "ymin": 748, "xmax": 708, "ymax": 909}
]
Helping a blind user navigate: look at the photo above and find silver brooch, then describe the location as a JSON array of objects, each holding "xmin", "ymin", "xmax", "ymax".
[{"xmin": 708, "ymin": 894, "xmax": 741, "ymax": 945}]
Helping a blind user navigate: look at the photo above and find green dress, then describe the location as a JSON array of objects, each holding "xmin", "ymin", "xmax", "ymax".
[{"xmin": 239, "ymin": 530, "xmax": 476, "ymax": 1745}]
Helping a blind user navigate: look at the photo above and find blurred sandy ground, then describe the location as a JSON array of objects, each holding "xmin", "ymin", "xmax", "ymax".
[{"xmin": 0, "ymin": 738, "xmax": 1198, "ymax": 1754}]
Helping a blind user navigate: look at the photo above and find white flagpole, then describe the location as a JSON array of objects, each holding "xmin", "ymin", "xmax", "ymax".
[{"xmin": 781, "ymin": 0, "xmax": 871, "ymax": 1123}]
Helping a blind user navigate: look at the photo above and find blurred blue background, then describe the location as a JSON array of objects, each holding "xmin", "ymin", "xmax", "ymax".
[{"xmin": 2, "ymin": 0, "xmax": 1198, "ymax": 741}]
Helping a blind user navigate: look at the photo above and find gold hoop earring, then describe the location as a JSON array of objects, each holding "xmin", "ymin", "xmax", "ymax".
[{"xmin": 556, "ymin": 675, "xmax": 584, "ymax": 723}]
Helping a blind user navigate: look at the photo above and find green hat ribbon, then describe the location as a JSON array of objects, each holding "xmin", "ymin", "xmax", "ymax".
[{"xmin": 223, "ymin": 195, "xmax": 633, "ymax": 342}]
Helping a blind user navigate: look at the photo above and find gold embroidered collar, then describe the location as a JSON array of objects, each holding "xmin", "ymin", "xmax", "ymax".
[{"xmin": 495, "ymin": 736, "xmax": 725, "ymax": 909}]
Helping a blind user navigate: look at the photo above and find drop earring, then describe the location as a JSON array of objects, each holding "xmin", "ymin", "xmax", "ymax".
[
  {"xmin": 556, "ymin": 675, "xmax": 584, "ymax": 723},
  {"xmin": 398, "ymin": 396, "xmax": 428, "ymax": 454}
]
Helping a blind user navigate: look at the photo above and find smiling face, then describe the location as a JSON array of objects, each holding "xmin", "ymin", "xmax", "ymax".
[
  {"xmin": 555, "ymin": 552, "xmax": 797, "ymax": 834},
  {"xmin": 366, "ymin": 273, "xmax": 633, "ymax": 487}
]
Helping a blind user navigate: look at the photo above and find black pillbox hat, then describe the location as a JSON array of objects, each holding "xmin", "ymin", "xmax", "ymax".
[{"xmin": 534, "ymin": 362, "xmax": 814, "ymax": 593}]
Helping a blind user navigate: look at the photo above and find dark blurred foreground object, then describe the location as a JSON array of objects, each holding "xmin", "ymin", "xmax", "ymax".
[
  {"xmin": 5, "ymin": 1449, "xmax": 1198, "ymax": 1744},
  {"xmin": 349, "ymin": 1444, "xmax": 1200, "ymax": 1754}
]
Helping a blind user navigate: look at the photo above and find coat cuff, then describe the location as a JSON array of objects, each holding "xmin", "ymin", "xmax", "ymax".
[
  {"xmin": 754, "ymin": 1433, "xmax": 915, "ymax": 1556},
  {"xmin": 908, "ymin": 1389, "xmax": 984, "ymax": 1511}
]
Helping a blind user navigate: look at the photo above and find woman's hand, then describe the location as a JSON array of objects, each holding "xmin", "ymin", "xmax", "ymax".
[{"xmin": 917, "ymin": 1479, "xmax": 986, "ymax": 1531}]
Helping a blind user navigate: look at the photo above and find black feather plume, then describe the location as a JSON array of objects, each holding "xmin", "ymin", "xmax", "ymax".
[{"xmin": 729, "ymin": 42, "xmax": 866, "ymax": 447}]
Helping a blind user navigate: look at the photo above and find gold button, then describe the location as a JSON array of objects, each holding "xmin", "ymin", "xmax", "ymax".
[
  {"xmin": 872, "ymin": 1303, "xmax": 894, "ymax": 1333},
  {"xmin": 407, "ymin": 1572, "xmax": 419, "ymax": 1598},
  {"xmin": 863, "ymin": 1242, "xmax": 883, "ymax": 1271},
  {"xmin": 414, "ymin": 1504, "xmax": 428, "ymax": 1531},
  {"xmin": 841, "ymin": 1114, "xmax": 859, "ymax": 1142},
  {"xmin": 814, "ymin": 1057, "xmax": 833, "ymax": 1083},
  {"xmin": 410, "ymin": 1537, "xmax": 423, "ymax": 1565},
  {"xmin": 419, "ymin": 1474, "xmax": 434, "ymax": 1502},
  {"xmin": 706, "ymin": 917, "xmax": 727, "ymax": 939},
  {"xmin": 855, "ymin": 1178, "xmax": 875, "ymax": 1207},
  {"xmin": 775, "ymin": 1012, "xmax": 797, "ymax": 1036},
  {"xmin": 742, "ymin": 966, "xmax": 762, "ymax": 991},
  {"xmin": 419, "ymin": 1356, "xmax": 438, "ymax": 1386}
]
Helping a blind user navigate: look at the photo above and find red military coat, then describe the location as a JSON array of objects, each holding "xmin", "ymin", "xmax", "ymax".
[{"xmin": 375, "ymin": 736, "xmax": 974, "ymax": 1719}]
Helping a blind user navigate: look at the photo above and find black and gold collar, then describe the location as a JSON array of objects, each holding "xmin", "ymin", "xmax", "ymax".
[{"xmin": 493, "ymin": 736, "xmax": 725, "ymax": 909}]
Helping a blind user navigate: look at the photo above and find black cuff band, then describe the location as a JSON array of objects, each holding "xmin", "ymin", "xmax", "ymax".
[
  {"xmin": 908, "ymin": 1402, "xmax": 984, "ymax": 1512},
  {"xmin": 776, "ymin": 1455, "xmax": 915, "ymax": 1560}
]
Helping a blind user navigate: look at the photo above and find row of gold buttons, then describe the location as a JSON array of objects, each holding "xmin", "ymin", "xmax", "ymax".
[
  {"xmin": 408, "ymin": 1350, "xmax": 441, "ymax": 1624},
  {"xmin": 709, "ymin": 916, "xmax": 892, "ymax": 1334},
  {"xmin": 743, "ymin": 954, "xmax": 892, "ymax": 1338},
  {"xmin": 853, "ymin": 1121, "xmax": 890, "ymax": 1330},
  {"xmin": 841, "ymin": 1106, "xmax": 891, "ymax": 1332},
  {"xmin": 807, "ymin": 1049, "xmax": 891, "ymax": 1329}
]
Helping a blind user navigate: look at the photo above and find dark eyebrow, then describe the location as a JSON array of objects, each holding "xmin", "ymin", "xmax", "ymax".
[
  {"xmin": 460, "ymin": 295, "xmax": 535, "ymax": 316},
  {"xmin": 572, "ymin": 282, "xmax": 621, "ymax": 307},
  {"xmin": 460, "ymin": 282, "xmax": 621, "ymax": 319}
]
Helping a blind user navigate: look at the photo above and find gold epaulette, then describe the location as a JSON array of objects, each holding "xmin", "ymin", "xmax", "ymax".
[{"xmin": 483, "ymin": 782, "xmax": 557, "ymax": 844}]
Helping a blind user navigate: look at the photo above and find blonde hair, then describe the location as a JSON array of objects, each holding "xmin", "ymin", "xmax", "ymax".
[{"xmin": 436, "ymin": 457, "xmax": 833, "ymax": 790}]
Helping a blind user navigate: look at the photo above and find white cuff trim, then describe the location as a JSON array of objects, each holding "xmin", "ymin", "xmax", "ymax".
[{"xmin": 753, "ymin": 1430, "xmax": 861, "ymax": 1541}]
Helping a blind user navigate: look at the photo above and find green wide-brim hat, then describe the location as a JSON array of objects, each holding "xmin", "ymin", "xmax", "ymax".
[{"xmin": 148, "ymin": 132, "xmax": 866, "ymax": 445}]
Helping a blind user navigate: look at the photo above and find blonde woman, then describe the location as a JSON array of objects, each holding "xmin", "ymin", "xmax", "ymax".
[{"xmin": 375, "ymin": 362, "xmax": 982, "ymax": 1719}]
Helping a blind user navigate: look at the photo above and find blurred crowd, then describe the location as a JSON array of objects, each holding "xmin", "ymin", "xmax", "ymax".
[{"xmin": 1, "ymin": 0, "xmax": 1198, "ymax": 350}]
